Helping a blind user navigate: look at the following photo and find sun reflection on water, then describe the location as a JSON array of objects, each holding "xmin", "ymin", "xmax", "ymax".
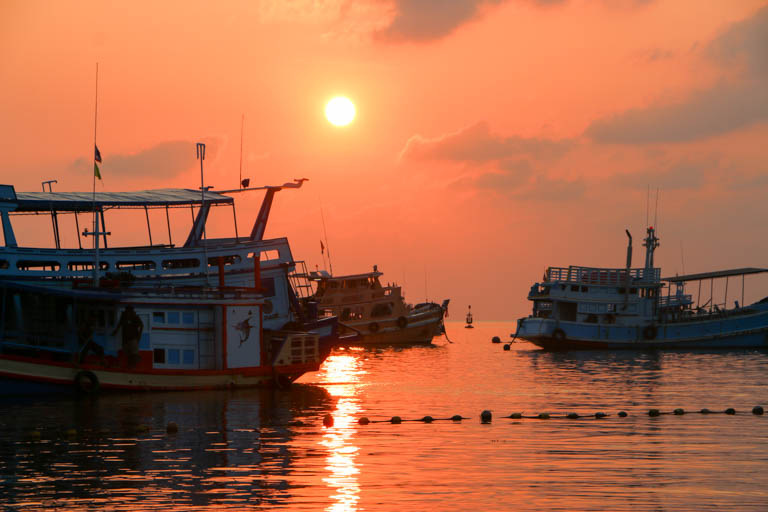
[{"xmin": 316, "ymin": 352, "xmax": 366, "ymax": 512}]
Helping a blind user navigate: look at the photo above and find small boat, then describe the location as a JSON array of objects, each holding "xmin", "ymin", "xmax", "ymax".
[
  {"xmin": 465, "ymin": 305, "xmax": 474, "ymax": 328},
  {"xmin": 303, "ymin": 266, "xmax": 449, "ymax": 345},
  {"xmin": 0, "ymin": 179, "xmax": 344, "ymax": 393},
  {"xmin": 516, "ymin": 226, "xmax": 768, "ymax": 350}
]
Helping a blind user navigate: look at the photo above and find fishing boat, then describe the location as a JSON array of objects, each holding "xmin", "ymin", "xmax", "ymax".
[
  {"xmin": 465, "ymin": 305, "xmax": 474, "ymax": 328},
  {"xmin": 0, "ymin": 178, "xmax": 342, "ymax": 393},
  {"xmin": 301, "ymin": 266, "xmax": 449, "ymax": 345},
  {"xmin": 516, "ymin": 226, "xmax": 768, "ymax": 350}
]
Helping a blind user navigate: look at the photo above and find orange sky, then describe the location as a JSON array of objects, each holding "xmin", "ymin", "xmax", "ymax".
[{"xmin": 2, "ymin": 0, "xmax": 768, "ymax": 319}]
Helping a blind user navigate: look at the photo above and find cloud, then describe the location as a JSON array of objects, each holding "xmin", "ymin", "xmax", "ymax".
[
  {"xmin": 70, "ymin": 139, "xmax": 220, "ymax": 179},
  {"xmin": 586, "ymin": 5, "xmax": 768, "ymax": 144},
  {"xmin": 611, "ymin": 158, "xmax": 713, "ymax": 190},
  {"xmin": 400, "ymin": 122, "xmax": 573, "ymax": 163},
  {"xmin": 375, "ymin": 0, "xmax": 564, "ymax": 43}
]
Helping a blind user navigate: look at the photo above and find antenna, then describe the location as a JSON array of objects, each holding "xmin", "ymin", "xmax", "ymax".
[
  {"xmin": 424, "ymin": 265, "xmax": 428, "ymax": 302},
  {"xmin": 646, "ymin": 184, "xmax": 650, "ymax": 227},
  {"xmin": 239, "ymin": 114, "xmax": 244, "ymax": 188},
  {"xmin": 319, "ymin": 202, "xmax": 333, "ymax": 276},
  {"xmin": 654, "ymin": 188, "xmax": 660, "ymax": 231},
  {"xmin": 680, "ymin": 240, "xmax": 685, "ymax": 275}
]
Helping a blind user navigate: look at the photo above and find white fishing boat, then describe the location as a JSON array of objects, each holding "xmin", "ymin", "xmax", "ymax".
[
  {"xmin": 0, "ymin": 178, "xmax": 345, "ymax": 393},
  {"xmin": 300, "ymin": 266, "xmax": 449, "ymax": 345},
  {"xmin": 516, "ymin": 226, "xmax": 768, "ymax": 350}
]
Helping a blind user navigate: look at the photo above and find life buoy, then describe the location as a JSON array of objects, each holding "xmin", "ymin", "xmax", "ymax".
[
  {"xmin": 74, "ymin": 370, "xmax": 100, "ymax": 394},
  {"xmin": 397, "ymin": 316, "xmax": 408, "ymax": 329},
  {"xmin": 369, "ymin": 322, "xmax": 380, "ymax": 333},
  {"xmin": 552, "ymin": 329, "xmax": 566, "ymax": 342},
  {"xmin": 642, "ymin": 325, "xmax": 657, "ymax": 340}
]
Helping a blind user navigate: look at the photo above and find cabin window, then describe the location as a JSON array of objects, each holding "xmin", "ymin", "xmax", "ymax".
[
  {"xmin": 183, "ymin": 349, "xmax": 195, "ymax": 365},
  {"xmin": 167, "ymin": 312, "xmax": 180, "ymax": 324},
  {"xmin": 168, "ymin": 349, "xmax": 180, "ymax": 365},
  {"xmin": 17, "ymin": 260, "xmax": 60, "ymax": 271},
  {"xmin": 371, "ymin": 303, "xmax": 392, "ymax": 318},
  {"xmin": 68, "ymin": 261, "xmax": 109, "ymax": 271},
  {"xmin": 558, "ymin": 301, "xmax": 578, "ymax": 321},
  {"xmin": 607, "ymin": 304, "xmax": 616, "ymax": 312},
  {"xmin": 341, "ymin": 308, "xmax": 351, "ymax": 321},
  {"xmin": 0, "ymin": 260, "xmax": 9, "ymax": 269},
  {"xmin": 154, "ymin": 348, "xmax": 165, "ymax": 364},
  {"xmin": 321, "ymin": 308, "xmax": 334, "ymax": 318},
  {"xmin": 182, "ymin": 312, "xmax": 195, "ymax": 324},
  {"xmin": 208, "ymin": 255, "xmax": 241, "ymax": 267},
  {"xmin": 581, "ymin": 286, "xmax": 588, "ymax": 292},
  {"xmin": 116, "ymin": 261, "xmax": 155, "ymax": 271},
  {"xmin": 571, "ymin": 285, "xmax": 579, "ymax": 292},
  {"xmin": 384, "ymin": 289, "xmax": 392, "ymax": 296},
  {"xmin": 329, "ymin": 282, "xmax": 339, "ymax": 289},
  {"xmin": 251, "ymin": 250, "xmax": 279, "ymax": 262},
  {"xmin": 162, "ymin": 258, "xmax": 200, "ymax": 270},
  {"xmin": 345, "ymin": 280, "xmax": 357, "ymax": 289},
  {"xmin": 153, "ymin": 312, "xmax": 165, "ymax": 324},
  {"xmin": 261, "ymin": 277, "xmax": 276, "ymax": 297}
]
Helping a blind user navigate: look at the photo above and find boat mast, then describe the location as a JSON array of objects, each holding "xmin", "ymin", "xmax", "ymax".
[{"xmin": 643, "ymin": 226, "xmax": 659, "ymax": 270}]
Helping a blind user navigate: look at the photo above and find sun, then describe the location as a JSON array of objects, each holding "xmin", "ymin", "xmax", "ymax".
[{"xmin": 325, "ymin": 96, "xmax": 356, "ymax": 127}]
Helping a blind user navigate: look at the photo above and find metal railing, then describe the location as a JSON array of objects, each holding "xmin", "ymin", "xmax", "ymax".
[{"xmin": 545, "ymin": 266, "xmax": 660, "ymax": 285}]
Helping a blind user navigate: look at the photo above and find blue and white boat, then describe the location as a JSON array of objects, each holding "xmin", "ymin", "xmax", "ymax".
[{"xmin": 516, "ymin": 227, "xmax": 768, "ymax": 350}]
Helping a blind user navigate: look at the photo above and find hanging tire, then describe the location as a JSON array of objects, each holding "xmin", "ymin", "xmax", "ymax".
[
  {"xmin": 74, "ymin": 370, "xmax": 100, "ymax": 394},
  {"xmin": 552, "ymin": 329, "xmax": 566, "ymax": 343},
  {"xmin": 397, "ymin": 316, "xmax": 408, "ymax": 329},
  {"xmin": 369, "ymin": 322, "xmax": 380, "ymax": 333},
  {"xmin": 642, "ymin": 325, "xmax": 657, "ymax": 340}
]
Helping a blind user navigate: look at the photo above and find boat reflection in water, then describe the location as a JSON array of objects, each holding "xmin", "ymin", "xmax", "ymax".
[
  {"xmin": 0, "ymin": 382, "xmax": 355, "ymax": 510},
  {"xmin": 313, "ymin": 350, "xmax": 366, "ymax": 512}
]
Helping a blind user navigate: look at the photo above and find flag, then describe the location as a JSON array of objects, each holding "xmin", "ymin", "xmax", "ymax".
[
  {"xmin": 320, "ymin": 240, "xmax": 325, "ymax": 254},
  {"xmin": 94, "ymin": 145, "xmax": 102, "ymax": 180}
]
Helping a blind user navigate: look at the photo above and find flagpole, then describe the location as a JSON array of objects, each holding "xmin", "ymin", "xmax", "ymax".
[
  {"xmin": 92, "ymin": 62, "xmax": 100, "ymax": 286},
  {"xmin": 319, "ymin": 203, "xmax": 333, "ymax": 276}
]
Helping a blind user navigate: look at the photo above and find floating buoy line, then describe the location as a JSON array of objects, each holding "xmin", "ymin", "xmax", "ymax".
[
  {"xmin": 19, "ymin": 407, "xmax": 766, "ymax": 441},
  {"xmin": 332, "ymin": 406, "xmax": 766, "ymax": 427}
]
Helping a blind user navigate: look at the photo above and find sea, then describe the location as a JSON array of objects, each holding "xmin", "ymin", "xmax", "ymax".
[{"xmin": 1, "ymin": 321, "xmax": 768, "ymax": 511}]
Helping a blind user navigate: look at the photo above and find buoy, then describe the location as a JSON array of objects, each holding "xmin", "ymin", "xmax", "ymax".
[
  {"xmin": 618, "ymin": 411, "xmax": 628, "ymax": 417},
  {"xmin": 674, "ymin": 408, "xmax": 685, "ymax": 415},
  {"xmin": 566, "ymin": 412, "xmax": 579, "ymax": 419},
  {"xmin": 451, "ymin": 414, "xmax": 463, "ymax": 421},
  {"xmin": 595, "ymin": 412, "xmax": 607, "ymax": 419},
  {"xmin": 166, "ymin": 422, "xmax": 179, "ymax": 434},
  {"xmin": 725, "ymin": 408, "xmax": 736, "ymax": 415},
  {"xmin": 421, "ymin": 416, "xmax": 434, "ymax": 423},
  {"xmin": 480, "ymin": 410, "xmax": 492, "ymax": 424},
  {"xmin": 323, "ymin": 414, "xmax": 334, "ymax": 427},
  {"xmin": 390, "ymin": 416, "xmax": 402, "ymax": 424},
  {"xmin": 648, "ymin": 409, "xmax": 660, "ymax": 417},
  {"xmin": 752, "ymin": 406, "xmax": 764, "ymax": 415},
  {"xmin": 508, "ymin": 413, "xmax": 522, "ymax": 419},
  {"xmin": 503, "ymin": 344, "xmax": 511, "ymax": 351},
  {"xmin": 491, "ymin": 336, "xmax": 501, "ymax": 344},
  {"xmin": 538, "ymin": 413, "xmax": 550, "ymax": 419},
  {"xmin": 358, "ymin": 417, "xmax": 370, "ymax": 425},
  {"xmin": 700, "ymin": 408, "xmax": 711, "ymax": 414}
]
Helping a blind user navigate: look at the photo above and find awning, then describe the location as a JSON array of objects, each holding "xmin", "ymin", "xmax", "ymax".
[{"xmin": 663, "ymin": 267, "xmax": 768, "ymax": 282}]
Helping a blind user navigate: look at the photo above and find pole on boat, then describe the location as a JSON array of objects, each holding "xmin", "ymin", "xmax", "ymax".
[{"xmin": 196, "ymin": 142, "xmax": 210, "ymax": 285}]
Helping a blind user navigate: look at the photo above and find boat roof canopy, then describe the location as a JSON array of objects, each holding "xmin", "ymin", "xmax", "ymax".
[
  {"xmin": 663, "ymin": 267, "xmax": 768, "ymax": 283},
  {"xmin": 311, "ymin": 271, "xmax": 383, "ymax": 282},
  {"xmin": 5, "ymin": 188, "xmax": 234, "ymax": 212}
]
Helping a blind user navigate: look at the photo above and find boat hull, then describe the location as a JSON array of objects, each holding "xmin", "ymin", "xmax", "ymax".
[
  {"xmin": 0, "ymin": 355, "xmax": 318, "ymax": 395},
  {"xmin": 339, "ymin": 306, "xmax": 446, "ymax": 346},
  {"xmin": 517, "ymin": 306, "xmax": 768, "ymax": 351}
]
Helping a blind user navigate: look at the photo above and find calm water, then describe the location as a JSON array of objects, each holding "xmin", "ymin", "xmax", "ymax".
[{"xmin": 2, "ymin": 321, "xmax": 768, "ymax": 511}]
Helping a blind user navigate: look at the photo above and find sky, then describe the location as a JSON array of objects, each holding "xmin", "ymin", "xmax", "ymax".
[{"xmin": 1, "ymin": 0, "xmax": 768, "ymax": 320}]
